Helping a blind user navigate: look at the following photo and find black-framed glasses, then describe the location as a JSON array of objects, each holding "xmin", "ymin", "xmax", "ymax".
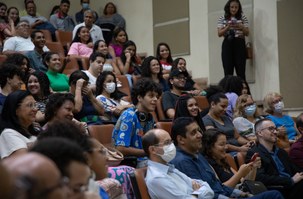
[
  {"xmin": 260, "ymin": 126, "xmax": 278, "ymax": 133},
  {"xmin": 154, "ymin": 139, "xmax": 173, "ymax": 147}
]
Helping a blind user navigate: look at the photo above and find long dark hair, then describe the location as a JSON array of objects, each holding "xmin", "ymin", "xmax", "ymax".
[
  {"xmin": 224, "ymin": 0, "xmax": 243, "ymax": 20},
  {"xmin": 0, "ymin": 90, "xmax": 35, "ymax": 137},
  {"xmin": 201, "ymin": 128, "xmax": 230, "ymax": 170},
  {"xmin": 141, "ymin": 56, "xmax": 164, "ymax": 80},
  {"xmin": 156, "ymin": 42, "xmax": 173, "ymax": 64},
  {"xmin": 95, "ymin": 71, "xmax": 121, "ymax": 100},
  {"xmin": 71, "ymin": 26, "xmax": 92, "ymax": 45},
  {"xmin": 120, "ymin": 40, "xmax": 137, "ymax": 65},
  {"xmin": 26, "ymin": 71, "xmax": 51, "ymax": 100},
  {"xmin": 174, "ymin": 95, "xmax": 206, "ymax": 132}
]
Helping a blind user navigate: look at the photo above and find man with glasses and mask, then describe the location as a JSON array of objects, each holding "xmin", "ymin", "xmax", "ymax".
[
  {"xmin": 3, "ymin": 20, "xmax": 49, "ymax": 54},
  {"xmin": 246, "ymin": 118, "xmax": 303, "ymax": 199},
  {"xmin": 142, "ymin": 128, "xmax": 214, "ymax": 199},
  {"xmin": 162, "ymin": 68, "xmax": 188, "ymax": 119}
]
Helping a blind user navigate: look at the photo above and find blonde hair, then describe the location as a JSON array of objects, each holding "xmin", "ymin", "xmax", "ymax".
[
  {"xmin": 234, "ymin": 94, "xmax": 252, "ymax": 118},
  {"xmin": 263, "ymin": 92, "xmax": 282, "ymax": 114}
]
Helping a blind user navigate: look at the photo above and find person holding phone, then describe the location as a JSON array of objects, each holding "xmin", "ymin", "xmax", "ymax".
[
  {"xmin": 218, "ymin": 0, "xmax": 249, "ymax": 80},
  {"xmin": 202, "ymin": 128, "xmax": 261, "ymax": 188}
]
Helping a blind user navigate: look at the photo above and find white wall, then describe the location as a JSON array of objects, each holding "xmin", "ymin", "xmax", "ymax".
[{"xmin": 251, "ymin": 0, "xmax": 280, "ymax": 100}]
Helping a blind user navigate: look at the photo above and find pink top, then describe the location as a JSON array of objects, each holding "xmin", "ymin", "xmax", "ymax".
[
  {"xmin": 0, "ymin": 23, "xmax": 11, "ymax": 42},
  {"xmin": 68, "ymin": 42, "xmax": 93, "ymax": 58},
  {"xmin": 110, "ymin": 43, "xmax": 123, "ymax": 57}
]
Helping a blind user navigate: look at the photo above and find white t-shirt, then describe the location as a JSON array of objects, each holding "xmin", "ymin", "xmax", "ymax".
[
  {"xmin": 3, "ymin": 36, "xmax": 49, "ymax": 52},
  {"xmin": 0, "ymin": 128, "xmax": 36, "ymax": 159},
  {"xmin": 82, "ymin": 70, "xmax": 97, "ymax": 86}
]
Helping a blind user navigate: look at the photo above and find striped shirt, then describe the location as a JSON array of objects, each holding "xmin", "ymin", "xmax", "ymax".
[{"xmin": 217, "ymin": 15, "xmax": 248, "ymax": 38}]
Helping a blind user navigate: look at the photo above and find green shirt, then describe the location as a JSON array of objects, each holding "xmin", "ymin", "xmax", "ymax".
[{"xmin": 46, "ymin": 70, "xmax": 69, "ymax": 92}]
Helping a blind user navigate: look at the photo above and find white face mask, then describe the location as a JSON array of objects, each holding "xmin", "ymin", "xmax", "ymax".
[
  {"xmin": 274, "ymin": 101, "xmax": 284, "ymax": 113},
  {"xmin": 157, "ymin": 143, "xmax": 176, "ymax": 163},
  {"xmin": 105, "ymin": 82, "xmax": 116, "ymax": 94}
]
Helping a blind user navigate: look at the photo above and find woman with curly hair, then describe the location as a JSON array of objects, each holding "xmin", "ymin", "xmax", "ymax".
[{"xmin": 141, "ymin": 55, "xmax": 169, "ymax": 92}]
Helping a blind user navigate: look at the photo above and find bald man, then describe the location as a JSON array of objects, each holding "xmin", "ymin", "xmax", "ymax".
[
  {"xmin": 142, "ymin": 128, "xmax": 214, "ymax": 199},
  {"xmin": 3, "ymin": 153, "xmax": 68, "ymax": 199}
]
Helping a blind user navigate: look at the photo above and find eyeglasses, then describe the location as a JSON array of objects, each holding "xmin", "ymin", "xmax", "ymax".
[
  {"xmin": 24, "ymin": 102, "xmax": 39, "ymax": 109},
  {"xmin": 154, "ymin": 139, "xmax": 173, "ymax": 146},
  {"xmin": 259, "ymin": 126, "xmax": 278, "ymax": 133}
]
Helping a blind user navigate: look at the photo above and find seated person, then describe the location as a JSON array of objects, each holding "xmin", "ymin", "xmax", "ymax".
[
  {"xmin": 203, "ymin": 91, "xmax": 251, "ymax": 156},
  {"xmin": 171, "ymin": 117, "xmax": 284, "ymax": 199},
  {"xmin": 142, "ymin": 128, "xmax": 214, "ymax": 199},
  {"xmin": 44, "ymin": 52, "xmax": 69, "ymax": 92},
  {"xmin": 233, "ymin": 94, "xmax": 259, "ymax": 141},
  {"xmin": 289, "ymin": 113, "xmax": 303, "ymax": 169},
  {"xmin": 263, "ymin": 92, "xmax": 300, "ymax": 142},
  {"xmin": 162, "ymin": 69, "xmax": 188, "ymax": 119},
  {"xmin": 20, "ymin": 2, "xmax": 56, "ymax": 36},
  {"xmin": 172, "ymin": 57, "xmax": 202, "ymax": 95},
  {"xmin": 69, "ymin": 70, "xmax": 104, "ymax": 125},
  {"xmin": 82, "ymin": 52, "xmax": 105, "ymax": 91},
  {"xmin": 75, "ymin": 0, "xmax": 98, "ymax": 24},
  {"xmin": 0, "ymin": 63, "xmax": 24, "ymax": 113},
  {"xmin": 96, "ymin": 71, "xmax": 133, "ymax": 122},
  {"xmin": 73, "ymin": 10, "xmax": 103, "ymax": 44},
  {"xmin": 246, "ymin": 118, "xmax": 303, "ymax": 199},
  {"xmin": 3, "ymin": 20, "xmax": 49, "ymax": 54},
  {"xmin": 112, "ymin": 78, "xmax": 162, "ymax": 167},
  {"xmin": 202, "ymin": 129, "xmax": 260, "ymax": 188},
  {"xmin": 26, "ymin": 30, "xmax": 49, "ymax": 73},
  {"xmin": 68, "ymin": 26, "xmax": 93, "ymax": 58},
  {"xmin": 49, "ymin": 0, "xmax": 75, "ymax": 32}
]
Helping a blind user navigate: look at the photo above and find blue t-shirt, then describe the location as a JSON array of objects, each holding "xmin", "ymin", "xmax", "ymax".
[
  {"xmin": 266, "ymin": 115, "xmax": 297, "ymax": 140},
  {"xmin": 112, "ymin": 107, "xmax": 154, "ymax": 152}
]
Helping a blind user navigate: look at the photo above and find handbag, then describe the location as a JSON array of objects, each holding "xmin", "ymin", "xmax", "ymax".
[
  {"xmin": 240, "ymin": 180, "xmax": 267, "ymax": 195},
  {"xmin": 102, "ymin": 145, "xmax": 124, "ymax": 166},
  {"xmin": 246, "ymin": 42, "xmax": 253, "ymax": 59}
]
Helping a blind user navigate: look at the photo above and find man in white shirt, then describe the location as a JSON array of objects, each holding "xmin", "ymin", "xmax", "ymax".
[
  {"xmin": 3, "ymin": 20, "xmax": 49, "ymax": 54},
  {"xmin": 142, "ymin": 128, "xmax": 214, "ymax": 199},
  {"xmin": 73, "ymin": 10, "xmax": 104, "ymax": 44}
]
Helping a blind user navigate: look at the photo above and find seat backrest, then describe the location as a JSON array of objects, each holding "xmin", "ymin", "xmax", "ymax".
[
  {"xmin": 194, "ymin": 96, "xmax": 209, "ymax": 111},
  {"xmin": 46, "ymin": 41, "xmax": 65, "ymax": 57},
  {"xmin": 88, "ymin": 124, "xmax": 114, "ymax": 148},
  {"xmin": 155, "ymin": 122, "xmax": 172, "ymax": 135},
  {"xmin": 39, "ymin": 29, "xmax": 53, "ymax": 42},
  {"xmin": 61, "ymin": 57, "xmax": 80, "ymax": 76},
  {"xmin": 156, "ymin": 96, "xmax": 166, "ymax": 121},
  {"xmin": 225, "ymin": 153, "xmax": 238, "ymax": 171},
  {"xmin": 129, "ymin": 167, "xmax": 150, "ymax": 199},
  {"xmin": 116, "ymin": 75, "xmax": 131, "ymax": 101},
  {"xmin": 55, "ymin": 30, "xmax": 72, "ymax": 47}
]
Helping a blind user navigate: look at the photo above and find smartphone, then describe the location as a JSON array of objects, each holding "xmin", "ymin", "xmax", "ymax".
[{"xmin": 250, "ymin": 153, "xmax": 259, "ymax": 163}]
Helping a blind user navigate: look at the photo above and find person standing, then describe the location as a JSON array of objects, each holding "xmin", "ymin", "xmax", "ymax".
[{"xmin": 218, "ymin": 0, "xmax": 249, "ymax": 80}]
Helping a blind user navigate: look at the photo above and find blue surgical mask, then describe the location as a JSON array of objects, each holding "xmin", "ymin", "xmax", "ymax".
[
  {"xmin": 82, "ymin": 3, "xmax": 89, "ymax": 9},
  {"xmin": 244, "ymin": 104, "xmax": 256, "ymax": 116}
]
